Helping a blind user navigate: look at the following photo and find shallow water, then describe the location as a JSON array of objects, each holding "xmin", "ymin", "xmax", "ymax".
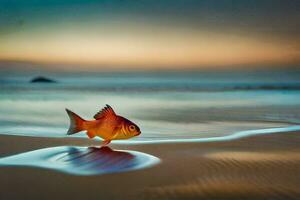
[
  {"xmin": 114, "ymin": 125, "xmax": 300, "ymax": 144},
  {"xmin": 1, "ymin": 70, "xmax": 300, "ymax": 141},
  {"xmin": 0, "ymin": 146, "xmax": 160, "ymax": 175}
]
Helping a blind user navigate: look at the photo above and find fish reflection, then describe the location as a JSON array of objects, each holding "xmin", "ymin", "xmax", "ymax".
[
  {"xmin": 0, "ymin": 146, "xmax": 160, "ymax": 176},
  {"xmin": 57, "ymin": 147, "xmax": 138, "ymax": 173}
]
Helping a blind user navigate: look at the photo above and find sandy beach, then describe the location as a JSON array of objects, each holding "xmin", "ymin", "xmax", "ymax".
[{"xmin": 0, "ymin": 127, "xmax": 299, "ymax": 200}]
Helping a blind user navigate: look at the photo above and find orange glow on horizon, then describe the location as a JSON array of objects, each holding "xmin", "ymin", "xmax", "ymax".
[{"xmin": 0, "ymin": 24, "xmax": 299, "ymax": 70}]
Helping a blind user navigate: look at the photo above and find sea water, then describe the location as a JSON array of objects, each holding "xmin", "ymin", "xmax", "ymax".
[{"xmin": 1, "ymin": 69, "xmax": 300, "ymax": 142}]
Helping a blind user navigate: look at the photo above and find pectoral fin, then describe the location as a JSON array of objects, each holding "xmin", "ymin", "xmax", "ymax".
[
  {"xmin": 86, "ymin": 131, "xmax": 95, "ymax": 139},
  {"xmin": 102, "ymin": 140, "xmax": 111, "ymax": 146}
]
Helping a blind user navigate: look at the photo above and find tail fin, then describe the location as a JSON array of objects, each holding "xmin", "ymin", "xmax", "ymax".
[{"xmin": 65, "ymin": 109, "xmax": 86, "ymax": 135}]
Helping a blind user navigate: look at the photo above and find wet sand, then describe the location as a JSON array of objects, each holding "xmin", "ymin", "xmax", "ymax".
[{"xmin": 0, "ymin": 129, "xmax": 300, "ymax": 200}]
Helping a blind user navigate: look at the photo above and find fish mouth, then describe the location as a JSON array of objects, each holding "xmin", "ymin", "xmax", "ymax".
[{"xmin": 135, "ymin": 131, "xmax": 141, "ymax": 136}]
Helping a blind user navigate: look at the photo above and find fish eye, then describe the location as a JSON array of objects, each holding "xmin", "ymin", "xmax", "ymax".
[{"xmin": 129, "ymin": 125, "xmax": 135, "ymax": 131}]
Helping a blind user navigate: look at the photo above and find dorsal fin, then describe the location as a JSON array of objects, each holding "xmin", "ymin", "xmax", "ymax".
[{"xmin": 94, "ymin": 104, "xmax": 117, "ymax": 120}]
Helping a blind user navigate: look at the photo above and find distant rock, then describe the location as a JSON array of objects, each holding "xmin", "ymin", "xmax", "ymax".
[{"xmin": 30, "ymin": 76, "xmax": 57, "ymax": 83}]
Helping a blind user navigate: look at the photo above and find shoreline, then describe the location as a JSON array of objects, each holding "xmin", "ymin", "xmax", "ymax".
[{"xmin": 0, "ymin": 124, "xmax": 299, "ymax": 148}]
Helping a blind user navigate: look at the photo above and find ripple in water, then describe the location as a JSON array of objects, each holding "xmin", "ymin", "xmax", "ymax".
[{"xmin": 0, "ymin": 146, "xmax": 160, "ymax": 175}]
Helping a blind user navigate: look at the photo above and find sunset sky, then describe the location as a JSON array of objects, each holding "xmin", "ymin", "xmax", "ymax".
[{"xmin": 0, "ymin": 0, "xmax": 300, "ymax": 70}]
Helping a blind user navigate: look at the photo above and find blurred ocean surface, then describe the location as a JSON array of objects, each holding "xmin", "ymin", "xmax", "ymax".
[{"xmin": 1, "ymin": 69, "xmax": 300, "ymax": 142}]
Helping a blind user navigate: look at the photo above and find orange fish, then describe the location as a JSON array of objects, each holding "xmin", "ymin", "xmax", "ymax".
[{"xmin": 65, "ymin": 105, "xmax": 141, "ymax": 145}]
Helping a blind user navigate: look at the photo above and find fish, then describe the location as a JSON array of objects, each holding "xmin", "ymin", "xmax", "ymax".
[{"xmin": 65, "ymin": 104, "xmax": 141, "ymax": 146}]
